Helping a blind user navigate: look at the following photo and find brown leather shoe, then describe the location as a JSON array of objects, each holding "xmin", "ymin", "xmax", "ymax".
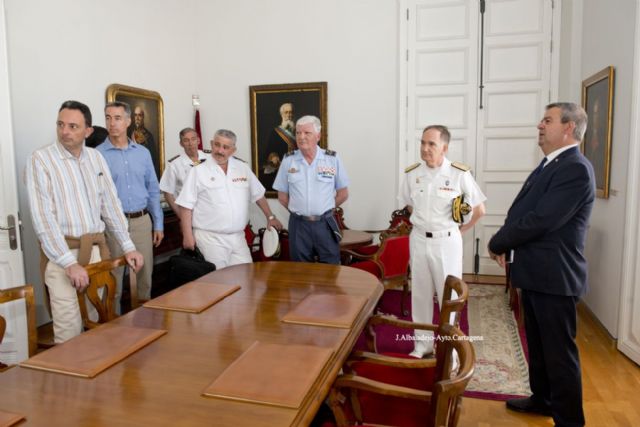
[{"xmin": 506, "ymin": 397, "xmax": 552, "ymax": 416}]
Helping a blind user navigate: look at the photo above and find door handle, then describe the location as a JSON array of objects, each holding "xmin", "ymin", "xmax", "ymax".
[{"xmin": 0, "ymin": 215, "xmax": 18, "ymax": 250}]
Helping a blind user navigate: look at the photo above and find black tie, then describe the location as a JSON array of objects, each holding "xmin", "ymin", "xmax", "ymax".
[{"xmin": 526, "ymin": 157, "xmax": 548, "ymax": 185}]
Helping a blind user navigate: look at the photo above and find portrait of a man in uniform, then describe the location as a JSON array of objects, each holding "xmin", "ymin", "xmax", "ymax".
[{"xmin": 250, "ymin": 82, "xmax": 328, "ymax": 197}]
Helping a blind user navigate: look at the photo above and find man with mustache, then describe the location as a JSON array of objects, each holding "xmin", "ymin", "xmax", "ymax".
[{"xmin": 177, "ymin": 129, "xmax": 282, "ymax": 268}]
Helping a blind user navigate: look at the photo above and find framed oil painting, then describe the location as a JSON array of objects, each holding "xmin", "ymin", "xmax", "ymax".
[
  {"xmin": 249, "ymin": 82, "xmax": 327, "ymax": 197},
  {"xmin": 581, "ymin": 66, "xmax": 614, "ymax": 199},
  {"xmin": 106, "ymin": 83, "xmax": 165, "ymax": 179}
]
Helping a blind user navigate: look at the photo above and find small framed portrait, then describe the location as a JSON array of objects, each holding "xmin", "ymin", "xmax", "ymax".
[
  {"xmin": 581, "ymin": 66, "xmax": 615, "ymax": 199},
  {"xmin": 106, "ymin": 83, "xmax": 165, "ymax": 179},
  {"xmin": 249, "ymin": 82, "xmax": 328, "ymax": 197}
]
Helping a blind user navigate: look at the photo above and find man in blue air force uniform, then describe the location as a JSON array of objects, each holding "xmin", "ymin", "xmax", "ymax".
[{"xmin": 273, "ymin": 115, "xmax": 349, "ymax": 264}]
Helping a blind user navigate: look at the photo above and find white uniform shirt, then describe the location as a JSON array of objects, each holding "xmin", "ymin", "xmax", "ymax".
[
  {"xmin": 159, "ymin": 150, "xmax": 208, "ymax": 198},
  {"xmin": 399, "ymin": 158, "xmax": 486, "ymax": 232},
  {"xmin": 176, "ymin": 156, "xmax": 265, "ymax": 233}
]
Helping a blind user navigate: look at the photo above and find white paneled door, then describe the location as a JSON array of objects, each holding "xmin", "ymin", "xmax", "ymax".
[
  {"xmin": 399, "ymin": 0, "xmax": 558, "ymax": 275},
  {"xmin": 0, "ymin": 0, "xmax": 28, "ymax": 364}
]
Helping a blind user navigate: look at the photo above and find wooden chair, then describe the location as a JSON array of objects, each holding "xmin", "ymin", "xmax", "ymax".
[
  {"xmin": 328, "ymin": 323, "xmax": 475, "ymax": 427},
  {"xmin": 78, "ymin": 256, "xmax": 137, "ymax": 330},
  {"xmin": 343, "ymin": 223, "xmax": 412, "ymax": 314},
  {"xmin": 364, "ymin": 275, "xmax": 469, "ymax": 353},
  {"xmin": 0, "ymin": 285, "xmax": 38, "ymax": 365},
  {"xmin": 244, "ymin": 223, "xmax": 261, "ymax": 261}
]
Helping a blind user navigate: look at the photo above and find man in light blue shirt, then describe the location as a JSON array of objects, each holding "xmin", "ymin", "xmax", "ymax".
[
  {"xmin": 97, "ymin": 101, "xmax": 163, "ymax": 305},
  {"xmin": 273, "ymin": 115, "xmax": 349, "ymax": 264}
]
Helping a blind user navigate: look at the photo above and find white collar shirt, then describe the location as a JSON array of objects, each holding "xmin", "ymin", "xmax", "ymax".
[
  {"xmin": 159, "ymin": 150, "xmax": 208, "ymax": 197},
  {"xmin": 176, "ymin": 156, "xmax": 265, "ymax": 233},
  {"xmin": 25, "ymin": 142, "xmax": 135, "ymax": 268},
  {"xmin": 542, "ymin": 143, "xmax": 580, "ymax": 167},
  {"xmin": 399, "ymin": 157, "xmax": 486, "ymax": 231}
]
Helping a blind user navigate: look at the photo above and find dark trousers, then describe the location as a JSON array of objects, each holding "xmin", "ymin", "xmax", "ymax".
[
  {"xmin": 288, "ymin": 214, "xmax": 340, "ymax": 264},
  {"xmin": 521, "ymin": 289, "xmax": 585, "ymax": 427}
]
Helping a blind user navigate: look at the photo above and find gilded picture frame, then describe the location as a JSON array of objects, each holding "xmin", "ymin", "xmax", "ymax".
[
  {"xmin": 106, "ymin": 83, "xmax": 165, "ymax": 179},
  {"xmin": 249, "ymin": 82, "xmax": 328, "ymax": 197},
  {"xmin": 581, "ymin": 66, "xmax": 614, "ymax": 199}
]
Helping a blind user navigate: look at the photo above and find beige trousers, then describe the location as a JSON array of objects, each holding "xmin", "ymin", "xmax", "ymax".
[
  {"xmin": 107, "ymin": 214, "xmax": 154, "ymax": 312},
  {"xmin": 45, "ymin": 246, "xmax": 101, "ymax": 343}
]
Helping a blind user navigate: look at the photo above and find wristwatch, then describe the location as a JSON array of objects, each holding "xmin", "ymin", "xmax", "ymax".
[{"xmin": 267, "ymin": 215, "xmax": 276, "ymax": 221}]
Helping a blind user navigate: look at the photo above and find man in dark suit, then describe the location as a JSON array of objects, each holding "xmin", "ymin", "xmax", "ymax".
[{"xmin": 489, "ymin": 102, "xmax": 595, "ymax": 427}]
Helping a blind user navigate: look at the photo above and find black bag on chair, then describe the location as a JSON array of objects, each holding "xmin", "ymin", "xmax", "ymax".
[{"xmin": 168, "ymin": 247, "xmax": 216, "ymax": 289}]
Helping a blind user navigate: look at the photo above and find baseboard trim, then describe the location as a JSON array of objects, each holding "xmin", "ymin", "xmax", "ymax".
[{"xmin": 462, "ymin": 274, "xmax": 506, "ymax": 285}]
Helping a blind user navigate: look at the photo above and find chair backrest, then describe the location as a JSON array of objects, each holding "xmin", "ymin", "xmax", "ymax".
[
  {"xmin": 430, "ymin": 324, "xmax": 476, "ymax": 427},
  {"xmin": 389, "ymin": 206, "xmax": 412, "ymax": 228},
  {"xmin": 78, "ymin": 256, "xmax": 136, "ymax": 330},
  {"xmin": 440, "ymin": 275, "xmax": 469, "ymax": 328},
  {"xmin": 0, "ymin": 285, "xmax": 37, "ymax": 357},
  {"xmin": 333, "ymin": 207, "xmax": 349, "ymax": 230},
  {"xmin": 329, "ymin": 323, "xmax": 475, "ymax": 427},
  {"xmin": 0, "ymin": 315, "xmax": 5, "ymax": 344},
  {"xmin": 375, "ymin": 222, "xmax": 412, "ymax": 279},
  {"xmin": 244, "ymin": 223, "xmax": 261, "ymax": 261}
]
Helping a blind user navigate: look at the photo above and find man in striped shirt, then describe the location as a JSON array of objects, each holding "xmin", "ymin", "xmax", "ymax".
[{"xmin": 26, "ymin": 100, "xmax": 144, "ymax": 343}]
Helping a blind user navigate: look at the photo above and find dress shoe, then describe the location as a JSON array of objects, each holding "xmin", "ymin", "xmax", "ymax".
[
  {"xmin": 408, "ymin": 341, "xmax": 434, "ymax": 358},
  {"xmin": 506, "ymin": 397, "xmax": 552, "ymax": 416}
]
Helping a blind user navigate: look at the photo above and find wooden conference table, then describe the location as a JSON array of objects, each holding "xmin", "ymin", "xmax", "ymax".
[{"xmin": 0, "ymin": 262, "xmax": 382, "ymax": 427}]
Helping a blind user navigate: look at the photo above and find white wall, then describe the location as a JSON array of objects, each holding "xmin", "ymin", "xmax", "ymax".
[
  {"xmin": 4, "ymin": 0, "xmax": 399, "ymax": 323},
  {"xmin": 192, "ymin": 0, "xmax": 399, "ymax": 230},
  {"xmin": 573, "ymin": 0, "xmax": 636, "ymax": 336},
  {"xmin": 5, "ymin": 0, "xmax": 197, "ymax": 322}
]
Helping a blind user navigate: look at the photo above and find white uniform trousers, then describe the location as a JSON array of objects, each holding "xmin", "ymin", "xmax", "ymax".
[
  {"xmin": 45, "ymin": 246, "xmax": 101, "ymax": 343},
  {"xmin": 194, "ymin": 229, "xmax": 252, "ymax": 269},
  {"xmin": 409, "ymin": 227, "xmax": 461, "ymax": 353}
]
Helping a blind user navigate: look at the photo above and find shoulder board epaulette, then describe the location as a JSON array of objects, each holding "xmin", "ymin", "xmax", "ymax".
[
  {"xmin": 452, "ymin": 161, "xmax": 470, "ymax": 172},
  {"xmin": 404, "ymin": 163, "xmax": 420, "ymax": 173},
  {"xmin": 168, "ymin": 154, "xmax": 180, "ymax": 162},
  {"xmin": 233, "ymin": 156, "xmax": 246, "ymax": 163},
  {"xmin": 203, "ymin": 149, "xmax": 212, "ymax": 153},
  {"xmin": 284, "ymin": 151, "xmax": 295, "ymax": 158},
  {"xmin": 198, "ymin": 158, "xmax": 206, "ymax": 164},
  {"xmin": 325, "ymin": 149, "xmax": 336, "ymax": 156}
]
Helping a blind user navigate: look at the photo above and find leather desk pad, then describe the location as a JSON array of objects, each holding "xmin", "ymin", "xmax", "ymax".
[
  {"xmin": 144, "ymin": 281, "xmax": 240, "ymax": 313},
  {"xmin": 202, "ymin": 341, "xmax": 333, "ymax": 408},
  {"xmin": 281, "ymin": 293, "xmax": 368, "ymax": 328},
  {"xmin": 20, "ymin": 324, "xmax": 167, "ymax": 378}
]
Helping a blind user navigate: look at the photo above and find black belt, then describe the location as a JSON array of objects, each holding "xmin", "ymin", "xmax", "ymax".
[
  {"xmin": 124, "ymin": 209, "xmax": 149, "ymax": 219},
  {"xmin": 292, "ymin": 210, "xmax": 333, "ymax": 222},
  {"xmin": 426, "ymin": 231, "xmax": 451, "ymax": 238}
]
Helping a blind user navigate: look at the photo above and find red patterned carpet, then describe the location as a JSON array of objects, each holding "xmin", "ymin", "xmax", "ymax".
[{"xmin": 354, "ymin": 285, "xmax": 530, "ymax": 401}]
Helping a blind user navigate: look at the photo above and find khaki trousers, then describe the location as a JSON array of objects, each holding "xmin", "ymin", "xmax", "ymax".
[
  {"xmin": 45, "ymin": 246, "xmax": 101, "ymax": 343},
  {"xmin": 107, "ymin": 214, "xmax": 153, "ymax": 312}
]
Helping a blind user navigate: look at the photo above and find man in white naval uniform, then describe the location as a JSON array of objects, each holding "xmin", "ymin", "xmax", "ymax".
[
  {"xmin": 399, "ymin": 125, "xmax": 486, "ymax": 358},
  {"xmin": 159, "ymin": 127, "xmax": 208, "ymax": 216},
  {"xmin": 177, "ymin": 129, "xmax": 282, "ymax": 269}
]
